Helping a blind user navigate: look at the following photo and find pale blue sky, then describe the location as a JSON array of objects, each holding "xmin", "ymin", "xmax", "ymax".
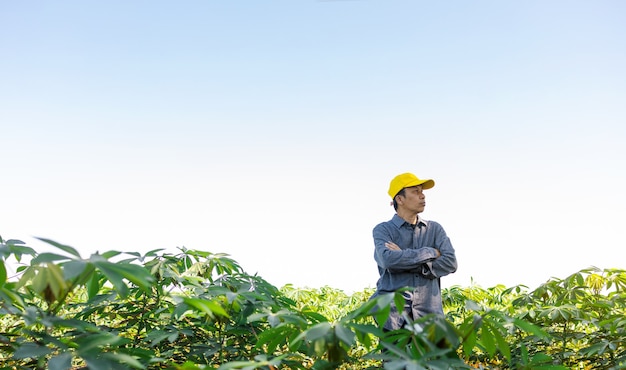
[{"xmin": 2, "ymin": 1, "xmax": 625, "ymax": 293}]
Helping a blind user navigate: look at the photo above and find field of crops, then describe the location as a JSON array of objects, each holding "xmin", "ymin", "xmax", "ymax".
[{"xmin": 1, "ymin": 236, "xmax": 625, "ymax": 369}]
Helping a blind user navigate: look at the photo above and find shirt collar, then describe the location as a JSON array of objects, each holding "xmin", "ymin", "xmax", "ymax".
[{"xmin": 391, "ymin": 214, "xmax": 428, "ymax": 229}]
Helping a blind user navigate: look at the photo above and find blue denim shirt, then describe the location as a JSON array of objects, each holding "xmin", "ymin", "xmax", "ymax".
[{"xmin": 371, "ymin": 214, "xmax": 457, "ymax": 321}]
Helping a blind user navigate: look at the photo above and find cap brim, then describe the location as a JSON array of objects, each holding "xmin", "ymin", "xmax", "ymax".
[
  {"xmin": 421, "ymin": 179, "xmax": 435, "ymax": 189},
  {"xmin": 406, "ymin": 179, "xmax": 435, "ymax": 190}
]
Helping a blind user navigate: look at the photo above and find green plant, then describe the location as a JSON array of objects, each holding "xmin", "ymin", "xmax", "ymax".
[{"xmin": 1, "ymin": 235, "xmax": 624, "ymax": 369}]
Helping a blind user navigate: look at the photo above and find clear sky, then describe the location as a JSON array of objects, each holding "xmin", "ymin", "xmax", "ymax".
[{"xmin": 2, "ymin": 0, "xmax": 625, "ymax": 293}]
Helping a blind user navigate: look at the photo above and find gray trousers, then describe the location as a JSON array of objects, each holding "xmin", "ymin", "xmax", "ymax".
[{"xmin": 382, "ymin": 288, "xmax": 444, "ymax": 331}]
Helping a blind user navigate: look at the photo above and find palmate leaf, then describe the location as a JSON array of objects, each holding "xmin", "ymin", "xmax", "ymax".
[
  {"xmin": 0, "ymin": 239, "xmax": 36, "ymax": 261},
  {"xmin": 31, "ymin": 263, "xmax": 67, "ymax": 303}
]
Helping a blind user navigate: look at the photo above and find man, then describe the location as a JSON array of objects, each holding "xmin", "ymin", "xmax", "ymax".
[{"xmin": 371, "ymin": 172, "xmax": 458, "ymax": 330}]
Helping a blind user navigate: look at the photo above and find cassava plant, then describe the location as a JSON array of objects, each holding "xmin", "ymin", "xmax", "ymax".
[{"xmin": 1, "ymin": 234, "xmax": 625, "ymax": 369}]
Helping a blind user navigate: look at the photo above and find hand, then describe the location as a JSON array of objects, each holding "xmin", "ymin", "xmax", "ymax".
[{"xmin": 385, "ymin": 241, "xmax": 401, "ymax": 251}]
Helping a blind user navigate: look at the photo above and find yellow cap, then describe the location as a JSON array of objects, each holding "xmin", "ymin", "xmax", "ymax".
[{"xmin": 388, "ymin": 173, "xmax": 435, "ymax": 198}]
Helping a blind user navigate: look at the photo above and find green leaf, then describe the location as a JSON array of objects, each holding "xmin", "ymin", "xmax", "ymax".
[
  {"xmin": 462, "ymin": 328, "xmax": 477, "ymax": 357},
  {"xmin": 13, "ymin": 342, "xmax": 53, "ymax": 359},
  {"xmin": 63, "ymin": 260, "xmax": 89, "ymax": 280},
  {"xmin": 36, "ymin": 237, "xmax": 81, "ymax": 258},
  {"xmin": 267, "ymin": 312, "xmax": 281, "ymax": 327},
  {"xmin": 92, "ymin": 260, "xmax": 154, "ymax": 296},
  {"xmin": 485, "ymin": 319, "xmax": 510, "ymax": 360},
  {"xmin": 350, "ymin": 322, "xmax": 383, "ymax": 337},
  {"xmin": 109, "ymin": 262, "xmax": 153, "ymax": 290},
  {"xmin": 290, "ymin": 321, "xmax": 332, "ymax": 348},
  {"xmin": 176, "ymin": 362, "xmax": 207, "ymax": 370},
  {"xmin": 92, "ymin": 261, "xmax": 127, "ymax": 297},
  {"xmin": 306, "ymin": 322, "xmax": 332, "ymax": 341},
  {"xmin": 146, "ymin": 330, "xmax": 170, "ymax": 346},
  {"xmin": 5, "ymin": 238, "xmax": 25, "ymax": 245},
  {"xmin": 375, "ymin": 292, "xmax": 394, "ymax": 309},
  {"xmin": 479, "ymin": 323, "xmax": 496, "ymax": 357},
  {"xmin": 101, "ymin": 352, "xmax": 144, "ymax": 369},
  {"xmin": 86, "ymin": 271, "xmax": 102, "ymax": 299},
  {"xmin": 183, "ymin": 297, "xmax": 230, "ymax": 318},
  {"xmin": 101, "ymin": 250, "xmax": 122, "ymax": 259},
  {"xmin": 0, "ymin": 241, "xmax": 36, "ymax": 261},
  {"xmin": 217, "ymin": 360, "xmax": 258, "ymax": 370},
  {"xmin": 530, "ymin": 352, "xmax": 555, "ymax": 365},
  {"xmin": 313, "ymin": 337, "xmax": 327, "ymax": 356},
  {"xmin": 140, "ymin": 248, "xmax": 165, "ymax": 258},
  {"xmin": 32, "ymin": 252, "xmax": 73, "ymax": 264},
  {"xmin": 256, "ymin": 326, "xmax": 292, "ymax": 353},
  {"xmin": 82, "ymin": 356, "xmax": 123, "ymax": 370},
  {"xmin": 580, "ymin": 341, "xmax": 609, "ymax": 356},
  {"xmin": 29, "ymin": 263, "xmax": 67, "ymax": 302},
  {"xmin": 0, "ymin": 260, "xmax": 6, "ymax": 288},
  {"xmin": 393, "ymin": 292, "xmax": 406, "ymax": 317},
  {"xmin": 48, "ymin": 352, "xmax": 73, "ymax": 370},
  {"xmin": 513, "ymin": 318, "xmax": 549, "ymax": 338},
  {"xmin": 52, "ymin": 317, "xmax": 100, "ymax": 332},
  {"xmin": 76, "ymin": 332, "xmax": 128, "ymax": 354},
  {"xmin": 334, "ymin": 323, "xmax": 355, "ymax": 346}
]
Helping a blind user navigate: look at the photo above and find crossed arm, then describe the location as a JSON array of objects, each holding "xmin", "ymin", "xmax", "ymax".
[
  {"xmin": 385, "ymin": 240, "xmax": 441, "ymax": 257},
  {"xmin": 373, "ymin": 223, "xmax": 457, "ymax": 279}
]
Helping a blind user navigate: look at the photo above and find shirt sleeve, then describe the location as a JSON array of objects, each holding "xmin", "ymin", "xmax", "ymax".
[
  {"xmin": 422, "ymin": 221, "xmax": 458, "ymax": 279},
  {"xmin": 373, "ymin": 223, "xmax": 439, "ymax": 271}
]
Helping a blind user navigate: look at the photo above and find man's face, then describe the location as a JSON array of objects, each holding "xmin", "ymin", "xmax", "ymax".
[{"xmin": 398, "ymin": 185, "xmax": 426, "ymax": 213}]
